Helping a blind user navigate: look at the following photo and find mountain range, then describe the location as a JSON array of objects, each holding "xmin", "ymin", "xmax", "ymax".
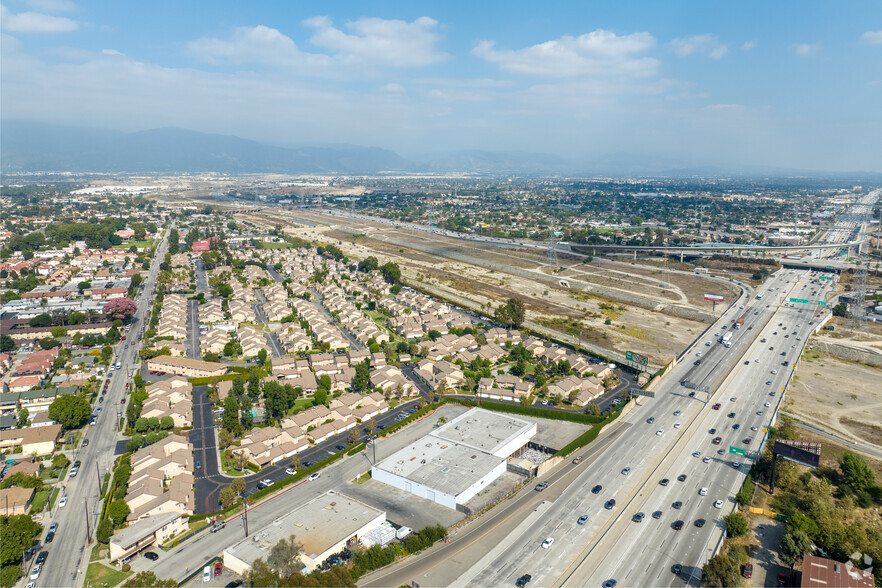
[{"xmin": 2, "ymin": 120, "xmax": 879, "ymax": 178}]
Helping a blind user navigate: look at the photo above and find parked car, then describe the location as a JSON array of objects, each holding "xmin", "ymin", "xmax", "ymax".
[{"xmin": 144, "ymin": 552, "xmax": 159, "ymax": 561}]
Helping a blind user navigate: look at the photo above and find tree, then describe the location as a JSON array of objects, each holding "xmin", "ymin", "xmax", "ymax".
[
  {"xmin": 134, "ymin": 418, "xmax": 149, "ymax": 433},
  {"xmin": 222, "ymin": 395, "xmax": 240, "ymax": 432},
  {"xmin": 780, "ymin": 530, "xmax": 813, "ymax": 567},
  {"xmin": 348, "ymin": 428, "xmax": 359, "ymax": 445},
  {"xmin": 67, "ymin": 311, "xmax": 86, "ymax": 325},
  {"xmin": 288, "ymin": 455, "xmax": 300, "ymax": 469},
  {"xmin": 121, "ymin": 571, "xmax": 177, "ymax": 588},
  {"xmin": 16, "ymin": 408, "xmax": 29, "ymax": 428},
  {"xmin": 108, "ymin": 499, "xmax": 131, "ymax": 527},
  {"xmin": 0, "ymin": 334, "xmax": 15, "ymax": 353},
  {"xmin": 352, "ymin": 359, "xmax": 371, "ymax": 393},
  {"xmin": 103, "ymin": 297, "xmax": 137, "ymax": 321},
  {"xmin": 48, "ymin": 394, "xmax": 91, "ymax": 430},
  {"xmin": 257, "ymin": 348, "xmax": 268, "ymax": 363},
  {"xmin": 96, "ymin": 518, "xmax": 113, "ymax": 544},
  {"xmin": 839, "ymin": 450, "xmax": 876, "ymax": 491},
  {"xmin": 505, "ymin": 298, "xmax": 526, "ymax": 328},
  {"xmin": 160, "ymin": 416, "xmax": 174, "ymax": 430},
  {"xmin": 230, "ymin": 478, "xmax": 246, "ymax": 496},
  {"xmin": 240, "ymin": 395, "xmax": 254, "ymax": 429},
  {"xmin": 50, "ymin": 326, "xmax": 67, "ymax": 338},
  {"xmin": 702, "ymin": 552, "xmax": 740, "ymax": 588},
  {"xmin": 314, "ymin": 387, "xmax": 328, "ymax": 406},
  {"xmin": 219, "ymin": 487, "xmax": 237, "ymax": 509},
  {"xmin": 380, "ymin": 262, "xmax": 401, "ymax": 284},
  {"xmin": 364, "ymin": 418, "xmax": 377, "ymax": 436},
  {"xmin": 51, "ymin": 453, "xmax": 70, "ymax": 470},
  {"xmin": 267, "ymin": 534, "xmax": 303, "ymax": 577},
  {"xmin": 358, "ymin": 256, "xmax": 379, "ymax": 273},
  {"xmin": 0, "ymin": 514, "xmax": 41, "ymax": 567},
  {"xmin": 28, "ymin": 313, "xmax": 52, "ymax": 327},
  {"xmin": 246, "ymin": 559, "xmax": 281, "ymax": 588},
  {"xmin": 586, "ymin": 402, "xmax": 601, "ymax": 416},
  {"xmin": 77, "ymin": 281, "xmax": 92, "ymax": 291},
  {"xmin": 38, "ymin": 337, "xmax": 60, "ymax": 350},
  {"xmin": 723, "ymin": 512, "xmax": 748, "ymax": 537},
  {"xmin": 832, "ymin": 302, "xmax": 849, "ymax": 318}
]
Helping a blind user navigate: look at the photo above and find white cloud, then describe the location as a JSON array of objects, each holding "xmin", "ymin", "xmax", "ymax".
[
  {"xmin": 305, "ymin": 15, "xmax": 448, "ymax": 67},
  {"xmin": 26, "ymin": 0, "xmax": 76, "ymax": 12},
  {"xmin": 381, "ymin": 83, "xmax": 405, "ymax": 93},
  {"xmin": 669, "ymin": 34, "xmax": 728, "ymax": 59},
  {"xmin": 187, "ymin": 25, "xmax": 330, "ymax": 68},
  {"xmin": 793, "ymin": 43, "xmax": 820, "ymax": 56},
  {"xmin": 861, "ymin": 30, "xmax": 882, "ymax": 44},
  {"xmin": 101, "ymin": 49, "xmax": 122, "ymax": 56},
  {"xmin": 741, "ymin": 40, "xmax": 756, "ymax": 51},
  {"xmin": 472, "ymin": 29, "xmax": 658, "ymax": 78},
  {"xmin": 0, "ymin": 5, "xmax": 78, "ymax": 32}
]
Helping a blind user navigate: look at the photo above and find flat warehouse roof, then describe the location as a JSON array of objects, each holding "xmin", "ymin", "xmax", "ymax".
[
  {"xmin": 431, "ymin": 407, "xmax": 535, "ymax": 456},
  {"xmin": 225, "ymin": 492, "xmax": 384, "ymax": 565},
  {"xmin": 375, "ymin": 439, "xmax": 505, "ymax": 497}
]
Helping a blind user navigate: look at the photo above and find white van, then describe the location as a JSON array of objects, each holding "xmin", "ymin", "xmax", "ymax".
[{"xmin": 203, "ymin": 566, "xmax": 210, "ymax": 582}]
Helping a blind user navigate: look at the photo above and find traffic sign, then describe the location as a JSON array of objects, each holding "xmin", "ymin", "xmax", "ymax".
[
  {"xmin": 729, "ymin": 446, "xmax": 746, "ymax": 456},
  {"xmin": 817, "ymin": 301, "xmax": 826, "ymax": 306},
  {"xmin": 788, "ymin": 297, "xmax": 810, "ymax": 304}
]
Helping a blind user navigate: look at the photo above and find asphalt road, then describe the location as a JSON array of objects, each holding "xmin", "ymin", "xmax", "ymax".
[
  {"xmin": 35, "ymin": 226, "xmax": 170, "ymax": 588},
  {"xmin": 361, "ymin": 268, "xmax": 834, "ymax": 588}
]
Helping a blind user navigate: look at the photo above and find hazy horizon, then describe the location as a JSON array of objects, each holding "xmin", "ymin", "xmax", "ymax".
[{"xmin": 2, "ymin": 1, "xmax": 881, "ymax": 173}]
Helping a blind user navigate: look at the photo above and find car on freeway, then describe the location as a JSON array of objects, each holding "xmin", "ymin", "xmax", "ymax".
[
  {"xmin": 718, "ymin": 448, "xmax": 726, "ymax": 455},
  {"xmin": 621, "ymin": 467, "xmax": 631, "ymax": 475},
  {"xmin": 604, "ymin": 499, "xmax": 616, "ymax": 509},
  {"xmin": 674, "ymin": 423, "xmax": 682, "ymax": 429},
  {"xmin": 673, "ymin": 520, "xmax": 684, "ymax": 530},
  {"xmin": 709, "ymin": 428, "xmax": 716, "ymax": 434},
  {"xmin": 577, "ymin": 515, "xmax": 589, "ymax": 525},
  {"xmin": 752, "ymin": 425, "xmax": 760, "ymax": 431},
  {"xmin": 652, "ymin": 511, "xmax": 662, "ymax": 519},
  {"xmin": 728, "ymin": 412, "xmax": 736, "ymax": 418},
  {"xmin": 656, "ymin": 430, "xmax": 664, "ymax": 436},
  {"xmin": 695, "ymin": 519, "xmax": 706, "ymax": 527},
  {"xmin": 771, "ymin": 370, "xmax": 778, "ymax": 374},
  {"xmin": 692, "ymin": 451, "xmax": 701, "ymax": 458},
  {"xmin": 660, "ymin": 478, "xmax": 669, "ymax": 486},
  {"xmin": 766, "ymin": 380, "xmax": 773, "ymax": 385},
  {"xmin": 541, "ymin": 537, "xmax": 554, "ymax": 549},
  {"xmin": 144, "ymin": 552, "xmax": 159, "ymax": 561},
  {"xmin": 743, "ymin": 438, "xmax": 753, "ymax": 445},
  {"xmin": 703, "ymin": 456, "xmax": 711, "ymax": 463},
  {"xmin": 712, "ymin": 403, "xmax": 721, "ymax": 410},
  {"xmin": 714, "ymin": 500, "xmax": 723, "ymax": 509},
  {"xmin": 677, "ymin": 474, "xmax": 687, "ymax": 482},
  {"xmin": 535, "ymin": 481, "xmax": 548, "ymax": 491},
  {"xmin": 603, "ymin": 580, "xmax": 617, "ymax": 588},
  {"xmin": 515, "ymin": 574, "xmax": 532, "ymax": 587},
  {"xmin": 572, "ymin": 456, "xmax": 583, "ymax": 464},
  {"xmin": 673, "ymin": 410, "xmax": 681, "ymax": 416},
  {"xmin": 699, "ymin": 487, "xmax": 708, "ymax": 496},
  {"xmin": 632, "ymin": 512, "xmax": 645, "ymax": 523},
  {"xmin": 646, "ymin": 417, "xmax": 655, "ymax": 424},
  {"xmin": 732, "ymin": 461, "xmax": 742, "ymax": 469},
  {"xmin": 308, "ymin": 472, "xmax": 321, "ymax": 481},
  {"xmin": 592, "ymin": 485, "xmax": 603, "ymax": 494},
  {"xmin": 713, "ymin": 437, "xmax": 722, "ymax": 444},
  {"xmin": 672, "ymin": 501, "xmax": 682, "ymax": 509},
  {"xmin": 764, "ymin": 402, "xmax": 771, "ymax": 407},
  {"xmin": 673, "ymin": 564, "xmax": 682, "ymax": 575}
]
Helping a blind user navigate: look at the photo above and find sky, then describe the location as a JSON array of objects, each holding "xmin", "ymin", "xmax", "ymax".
[{"xmin": 1, "ymin": 0, "xmax": 881, "ymax": 172}]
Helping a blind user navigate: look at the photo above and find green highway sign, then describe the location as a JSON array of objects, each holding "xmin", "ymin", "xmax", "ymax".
[
  {"xmin": 729, "ymin": 446, "xmax": 746, "ymax": 456},
  {"xmin": 789, "ymin": 298, "xmax": 810, "ymax": 304},
  {"xmin": 817, "ymin": 301, "xmax": 826, "ymax": 306},
  {"xmin": 819, "ymin": 276, "xmax": 832, "ymax": 281}
]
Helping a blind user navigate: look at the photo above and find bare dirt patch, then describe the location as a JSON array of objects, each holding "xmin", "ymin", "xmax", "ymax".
[{"xmin": 786, "ymin": 351, "xmax": 882, "ymax": 448}]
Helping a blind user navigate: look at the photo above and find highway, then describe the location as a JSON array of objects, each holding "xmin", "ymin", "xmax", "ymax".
[
  {"xmin": 35, "ymin": 226, "xmax": 170, "ymax": 588},
  {"xmin": 359, "ymin": 267, "xmax": 834, "ymax": 588}
]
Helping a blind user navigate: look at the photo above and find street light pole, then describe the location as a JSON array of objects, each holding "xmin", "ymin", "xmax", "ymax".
[
  {"xmin": 95, "ymin": 457, "xmax": 103, "ymax": 495},
  {"xmin": 83, "ymin": 500, "xmax": 92, "ymax": 544}
]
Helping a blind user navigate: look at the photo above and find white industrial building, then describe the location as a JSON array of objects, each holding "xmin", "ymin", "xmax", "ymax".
[
  {"xmin": 223, "ymin": 492, "xmax": 385, "ymax": 575},
  {"xmin": 371, "ymin": 408, "xmax": 536, "ymax": 510}
]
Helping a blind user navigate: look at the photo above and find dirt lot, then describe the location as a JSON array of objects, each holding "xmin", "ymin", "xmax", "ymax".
[{"xmin": 786, "ymin": 351, "xmax": 882, "ymax": 447}]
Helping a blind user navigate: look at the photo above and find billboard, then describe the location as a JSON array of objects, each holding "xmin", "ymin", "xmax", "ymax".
[
  {"xmin": 774, "ymin": 440, "xmax": 821, "ymax": 469},
  {"xmin": 704, "ymin": 293, "xmax": 725, "ymax": 302},
  {"xmin": 631, "ymin": 389, "xmax": 655, "ymax": 398},
  {"xmin": 626, "ymin": 351, "xmax": 648, "ymax": 365}
]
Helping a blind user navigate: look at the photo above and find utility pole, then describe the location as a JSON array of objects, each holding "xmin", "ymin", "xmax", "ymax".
[
  {"xmin": 243, "ymin": 499, "xmax": 249, "ymax": 537},
  {"xmin": 84, "ymin": 500, "xmax": 92, "ymax": 544},
  {"xmin": 96, "ymin": 457, "xmax": 103, "ymax": 495}
]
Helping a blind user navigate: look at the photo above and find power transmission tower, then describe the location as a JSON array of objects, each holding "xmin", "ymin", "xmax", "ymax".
[
  {"xmin": 849, "ymin": 265, "xmax": 869, "ymax": 338},
  {"xmin": 546, "ymin": 229, "xmax": 559, "ymax": 268}
]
